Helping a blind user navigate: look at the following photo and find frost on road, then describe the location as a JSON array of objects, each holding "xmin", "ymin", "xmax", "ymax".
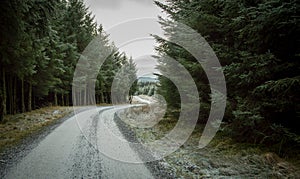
[{"xmin": 4, "ymin": 107, "xmax": 153, "ymax": 179}]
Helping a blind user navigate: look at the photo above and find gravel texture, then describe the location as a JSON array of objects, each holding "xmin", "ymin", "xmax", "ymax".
[
  {"xmin": 114, "ymin": 113, "xmax": 174, "ymax": 179},
  {"xmin": 115, "ymin": 96, "xmax": 300, "ymax": 178},
  {"xmin": 0, "ymin": 107, "xmax": 92, "ymax": 178},
  {"xmin": 0, "ymin": 109, "xmax": 74, "ymax": 178}
]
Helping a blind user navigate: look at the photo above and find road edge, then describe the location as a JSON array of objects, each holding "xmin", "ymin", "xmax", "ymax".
[
  {"xmin": 0, "ymin": 107, "xmax": 92, "ymax": 178},
  {"xmin": 113, "ymin": 111, "xmax": 174, "ymax": 179}
]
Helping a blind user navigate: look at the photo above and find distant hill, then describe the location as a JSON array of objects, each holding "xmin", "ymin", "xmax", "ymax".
[{"xmin": 137, "ymin": 76, "xmax": 159, "ymax": 83}]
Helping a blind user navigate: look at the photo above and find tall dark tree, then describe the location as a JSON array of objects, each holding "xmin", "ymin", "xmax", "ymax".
[
  {"xmin": 154, "ymin": 0, "xmax": 299, "ymax": 151},
  {"xmin": 0, "ymin": 0, "xmax": 138, "ymax": 120}
]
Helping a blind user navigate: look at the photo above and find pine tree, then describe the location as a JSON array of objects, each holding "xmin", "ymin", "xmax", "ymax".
[
  {"xmin": 154, "ymin": 0, "xmax": 299, "ymax": 146},
  {"xmin": 0, "ymin": 0, "xmax": 138, "ymax": 119}
]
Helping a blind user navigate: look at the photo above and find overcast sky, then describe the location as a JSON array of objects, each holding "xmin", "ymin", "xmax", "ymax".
[{"xmin": 84, "ymin": 0, "xmax": 166, "ymax": 77}]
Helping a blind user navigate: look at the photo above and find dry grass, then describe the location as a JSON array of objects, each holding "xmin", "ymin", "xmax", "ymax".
[
  {"xmin": 121, "ymin": 105, "xmax": 300, "ymax": 178},
  {"xmin": 0, "ymin": 107, "xmax": 72, "ymax": 152}
]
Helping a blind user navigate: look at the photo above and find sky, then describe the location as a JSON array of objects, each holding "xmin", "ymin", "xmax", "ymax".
[{"xmin": 84, "ymin": 0, "xmax": 166, "ymax": 77}]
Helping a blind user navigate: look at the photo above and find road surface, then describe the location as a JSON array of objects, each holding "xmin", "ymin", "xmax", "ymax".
[
  {"xmin": 3, "ymin": 105, "xmax": 154, "ymax": 179},
  {"xmin": 133, "ymin": 96, "xmax": 151, "ymax": 105}
]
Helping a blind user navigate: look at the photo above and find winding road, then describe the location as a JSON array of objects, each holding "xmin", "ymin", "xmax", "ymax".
[{"xmin": 3, "ymin": 105, "xmax": 154, "ymax": 179}]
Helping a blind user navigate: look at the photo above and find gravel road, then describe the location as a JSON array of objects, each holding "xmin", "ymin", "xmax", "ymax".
[{"xmin": 1, "ymin": 106, "xmax": 154, "ymax": 179}]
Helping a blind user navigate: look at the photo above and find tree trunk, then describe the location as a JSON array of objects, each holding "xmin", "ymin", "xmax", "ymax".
[
  {"xmin": 13, "ymin": 76, "xmax": 17, "ymax": 114},
  {"xmin": 84, "ymin": 88, "xmax": 87, "ymax": 105},
  {"xmin": 100, "ymin": 91, "xmax": 104, "ymax": 104},
  {"xmin": 90, "ymin": 88, "xmax": 93, "ymax": 105},
  {"xmin": 104, "ymin": 92, "xmax": 108, "ymax": 104},
  {"xmin": 33, "ymin": 95, "xmax": 36, "ymax": 110},
  {"xmin": 54, "ymin": 92, "xmax": 58, "ymax": 106},
  {"xmin": 1, "ymin": 68, "xmax": 6, "ymax": 121},
  {"xmin": 72, "ymin": 89, "xmax": 76, "ymax": 106},
  {"xmin": 78, "ymin": 90, "xmax": 81, "ymax": 106},
  {"xmin": 66, "ymin": 93, "xmax": 69, "ymax": 106},
  {"xmin": 61, "ymin": 94, "xmax": 64, "ymax": 106},
  {"xmin": 21, "ymin": 77, "xmax": 25, "ymax": 113},
  {"xmin": 78, "ymin": 90, "xmax": 80, "ymax": 106},
  {"xmin": 2, "ymin": 67, "xmax": 6, "ymax": 115},
  {"xmin": 8, "ymin": 75, "xmax": 12, "ymax": 114},
  {"xmin": 28, "ymin": 82, "xmax": 32, "ymax": 112},
  {"xmin": 96, "ymin": 94, "xmax": 99, "ymax": 104},
  {"xmin": 0, "ymin": 90, "xmax": 3, "ymax": 121},
  {"xmin": 107, "ymin": 92, "xmax": 111, "ymax": 104}
]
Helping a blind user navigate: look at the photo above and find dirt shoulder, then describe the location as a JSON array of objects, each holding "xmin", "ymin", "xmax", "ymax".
[
  {"xmin": 0, "ymin": 106, "xmax": 73, "ymax": 152},
  {"xmin": 0, "ymin": 106, "xmax": 76, "ymax": 177},
  {"xmin": 117, "ymin": 98, "xmax": 300, "ymax": 178},
  {"xmin": 152, "ymin": 118, "xmax": 300, "ymax": 178}
]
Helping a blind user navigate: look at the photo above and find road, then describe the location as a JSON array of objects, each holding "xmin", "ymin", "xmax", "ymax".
[
  {"xmin": 3, "ymin": 105, "xmax": 154, "ymax": 179},
  {"xmin": 132, "ymin": 96, "xmax": 151, "ymax": 105}
]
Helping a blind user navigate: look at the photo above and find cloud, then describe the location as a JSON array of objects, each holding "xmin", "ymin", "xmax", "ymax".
[
  {"xmin": 134, "ymin": 55, "xmax": 159, "ymax": 77},
  {"xmin": 85, "ymin": 0, "xmax": 155, "ymax": 9},
  {"xmin": 85, "ymin": 0, "xmax": 122, "ymax": 9},
  {"xmin": 131, "ymin": 0, "xmax": 154, "ymax": 5}
]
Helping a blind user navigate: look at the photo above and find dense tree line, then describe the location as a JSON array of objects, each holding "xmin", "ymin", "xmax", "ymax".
[
  {"xmin": 155, "ymin": 0, "xmax": 299, "ymax": 154},
  {"xmin": 110, "ymin": 57, "xmax": 138, "ymax": 104},
  {"xmin": 136, "ymin": 81, "xmax": 157, "ymax": 96},
  {"xmin": 0, "ymin": 0, "xmax": 137, "ymax": 121}
]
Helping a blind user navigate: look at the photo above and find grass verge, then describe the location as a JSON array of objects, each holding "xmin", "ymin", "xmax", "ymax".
[
  {"xmin": 0, "ymin": 106, "xmax": 72, "ymax": 153},
  {"xmin": 120, "ymin": 106, "xmax": 300, "ymax": 178}
]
